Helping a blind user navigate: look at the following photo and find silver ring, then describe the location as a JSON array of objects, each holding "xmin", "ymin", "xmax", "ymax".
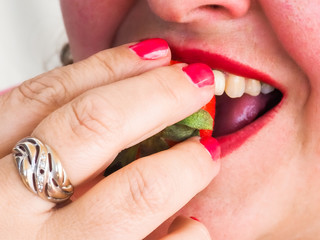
[{"xmin": 12, "ymin": 137, "xmax": 74, "ymax": 203}]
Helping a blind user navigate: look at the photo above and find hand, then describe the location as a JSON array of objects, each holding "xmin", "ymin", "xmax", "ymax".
[{"xmin": 0, "ymin": 39, "xmax": 219, "ymax": 239}]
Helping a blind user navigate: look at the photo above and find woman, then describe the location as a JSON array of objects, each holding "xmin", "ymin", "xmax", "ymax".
[{"xmin": 1, "ymin": 0, "xmax": 320, "ymax": 239}]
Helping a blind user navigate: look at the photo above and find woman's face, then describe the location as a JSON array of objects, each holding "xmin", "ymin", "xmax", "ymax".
[{"xmin": 61, "ymin": 0, "xmax": 320, "ymax": 239}]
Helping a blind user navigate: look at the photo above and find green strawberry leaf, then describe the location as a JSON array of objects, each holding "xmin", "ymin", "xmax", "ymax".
[
  {"xmin": 104, "ymin": 144, "xmax": 140, "ymax": 176},
  {"xmin": 162, "ymin": 124, "xmax": 199, "ymax": 141},
  {"xmin": 104, "ymin": 109, "xmax": 213, "ymax": 176},
  {"xmin": 178, "ymin": 109, "xmax": 213, "ymax": 130},
  {"xmin": 139, "ymin": 134, "xmax": 170, "ymax": 157}
]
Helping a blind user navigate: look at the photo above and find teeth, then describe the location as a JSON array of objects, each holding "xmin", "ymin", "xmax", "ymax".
[
  {"xmin": 213, "ymin": 70, "xmax": 225, "ymax": 96},
  {"xmin": 245, "ymin": 78, "xmax": 261, "ymax": 96},
  {"xmin": 261, "ymin": 83, "xmax": 275, "ymax": 94},
  {"xmin": 211, "ymin": 70, "xmax": 275, "ymax": 98},
  {"xmin": 225, "ymin": 74, "xmax": 246, "ymax": 98}
]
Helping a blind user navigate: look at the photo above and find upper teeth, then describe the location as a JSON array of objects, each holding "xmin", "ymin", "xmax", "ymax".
[{"xmin": 213, "ymin": 70, "xmax": 275, "ymax": 98}]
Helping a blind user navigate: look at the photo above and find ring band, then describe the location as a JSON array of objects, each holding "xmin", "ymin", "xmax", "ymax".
[{"xmin": 12, "ymin": 137, "xmax": 74, "ymax": 203}]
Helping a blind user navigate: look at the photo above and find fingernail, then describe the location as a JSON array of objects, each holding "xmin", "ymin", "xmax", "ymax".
[
  {"xmin": 182, "ymin": 63, "xmax": 215, "ymax": 88},
  {"xmin": 190, "ymin": 216, "xmax": 201, "ymax": 222},
  {"xmin": 129, "ymin": 38, "xmax": 169, "ymax": 60},
  {"xmin": 200, "ymin": 136, "xmax": 220, "ymax": 161}
]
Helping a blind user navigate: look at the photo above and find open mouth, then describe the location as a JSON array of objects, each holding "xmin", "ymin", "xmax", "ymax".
[
  {"xmin": 171, "ymin": 47, "xmax": 284, "ymax": 154},
  {"xmin": 212, "ymin": 70, "xmax": 282, "ymax": 137}
]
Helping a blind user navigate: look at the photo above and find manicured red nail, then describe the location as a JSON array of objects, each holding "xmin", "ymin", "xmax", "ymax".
[
  {"xmin": 190, "ymin": 216, "xmax": 201, "ymax": 222},
  {"xmin": 182, "ymin": 63, "xmax": 215, "ymax": 88},
  {"xmin": 129, "ymin": 38, "xmax": 169, "ymax": 60},
  {"xmin": 200, "ymin": 136, "xmax": 220, "ymax": 161}
]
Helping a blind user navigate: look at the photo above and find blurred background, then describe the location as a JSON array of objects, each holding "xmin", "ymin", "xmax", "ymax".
[{"xmin": 0, "ymin": 0, "xmax": 67, "ymax": 90}]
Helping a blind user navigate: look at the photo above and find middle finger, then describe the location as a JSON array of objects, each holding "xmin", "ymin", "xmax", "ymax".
[{"xmin": 32, "ymin": 63, "xmax": 215, "ymax": 187}]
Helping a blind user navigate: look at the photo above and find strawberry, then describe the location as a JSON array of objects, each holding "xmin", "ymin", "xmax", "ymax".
[{"xmin": 104, "ymin": 61, "xmax": 215, "ymax": 176}]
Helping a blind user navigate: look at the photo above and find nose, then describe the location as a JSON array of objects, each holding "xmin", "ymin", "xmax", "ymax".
[{"xmin": 147, "ymin": 0, "xmax": 251, "ymax": 22}]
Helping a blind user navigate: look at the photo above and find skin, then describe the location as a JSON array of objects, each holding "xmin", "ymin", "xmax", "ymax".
[
  {"xmin": 61, "ymin": 0, "xmax": 320, "ymax": 239},
  {"xmin": 0, "ymin": 42, "xmax": 218, "ymax": 239},
  {"xmin": 0, "ymin": 0, "xmax": 319, "ymax": 239}
]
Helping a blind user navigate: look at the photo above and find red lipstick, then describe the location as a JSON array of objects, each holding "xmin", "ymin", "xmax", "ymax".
[{"xmin": 171, "ymin": 47, "xmax": 284, "ymax": 157}]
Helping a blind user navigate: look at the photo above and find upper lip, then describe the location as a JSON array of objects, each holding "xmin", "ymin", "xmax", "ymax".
[{"xmin": 170, "ymin": 46, "xmax": 285, "ymax": 94}]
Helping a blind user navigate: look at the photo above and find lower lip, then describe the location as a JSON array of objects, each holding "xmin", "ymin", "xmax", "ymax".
[{"xmin": 216, "ymin": 98, "xmax": 283, "ymax": 157}]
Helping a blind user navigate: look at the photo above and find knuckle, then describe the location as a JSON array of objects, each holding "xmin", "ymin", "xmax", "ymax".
[
  {"xmin": 90, "ymin": 52, "xmax": 118, "ymax": 80},
  {"xmin": 123, "ymin": 164, "xmax": 170, "ymax": 214},
  {"xmin": 17, "ymin": 70, "xmax": 69, "ymax": 108},
  {"xmin": 69, "ymin": 93, "xmax": 125, "ymax": 139}
]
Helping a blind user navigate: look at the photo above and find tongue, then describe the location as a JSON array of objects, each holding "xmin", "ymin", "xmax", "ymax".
[{"xmin": 213, "ymin": 91, "xmax": 280, "ymax": 137}]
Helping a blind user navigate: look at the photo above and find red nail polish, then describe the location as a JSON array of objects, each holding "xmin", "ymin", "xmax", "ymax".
[
  {"xmin": 190, "ymin": 216, "xmax": 201, "ymax": 222},
  {"xmin": 200, "ymin": 137, "xmax": 220, "ymax": 161},
  {"xmin": 129, "ymin": 38, "xmax": 169, "ymax": 60},
  {"xmin": 182, "ymin": 63, "xmax": 215, "ymax": 88}
]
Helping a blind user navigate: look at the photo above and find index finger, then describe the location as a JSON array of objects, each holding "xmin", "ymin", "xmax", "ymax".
[{"xmin": 0, "ymin": 39, "xmax": 170, "ymax": 156}]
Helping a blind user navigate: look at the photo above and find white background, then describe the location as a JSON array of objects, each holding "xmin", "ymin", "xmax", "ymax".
[{"xmin": 0, "ymin": 0, "xmax": 67, "ymax": 90}]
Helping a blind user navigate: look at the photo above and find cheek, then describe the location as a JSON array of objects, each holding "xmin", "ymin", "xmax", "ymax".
[
  {"xmin": 60, "ymin": 0, "xmax": 136, "ymax": 60},
  {"xmin": 259, "ymin": 0, "xmax": 320, "ymax": 84},
  {"xmin": 260, "ymin": 0, "xmax": 320, "ymax": 147}
]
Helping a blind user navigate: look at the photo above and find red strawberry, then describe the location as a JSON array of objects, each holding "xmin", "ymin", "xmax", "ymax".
[{"xmin": 200, "ymin": 96, "xmax": 215, "ymax": 137}]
